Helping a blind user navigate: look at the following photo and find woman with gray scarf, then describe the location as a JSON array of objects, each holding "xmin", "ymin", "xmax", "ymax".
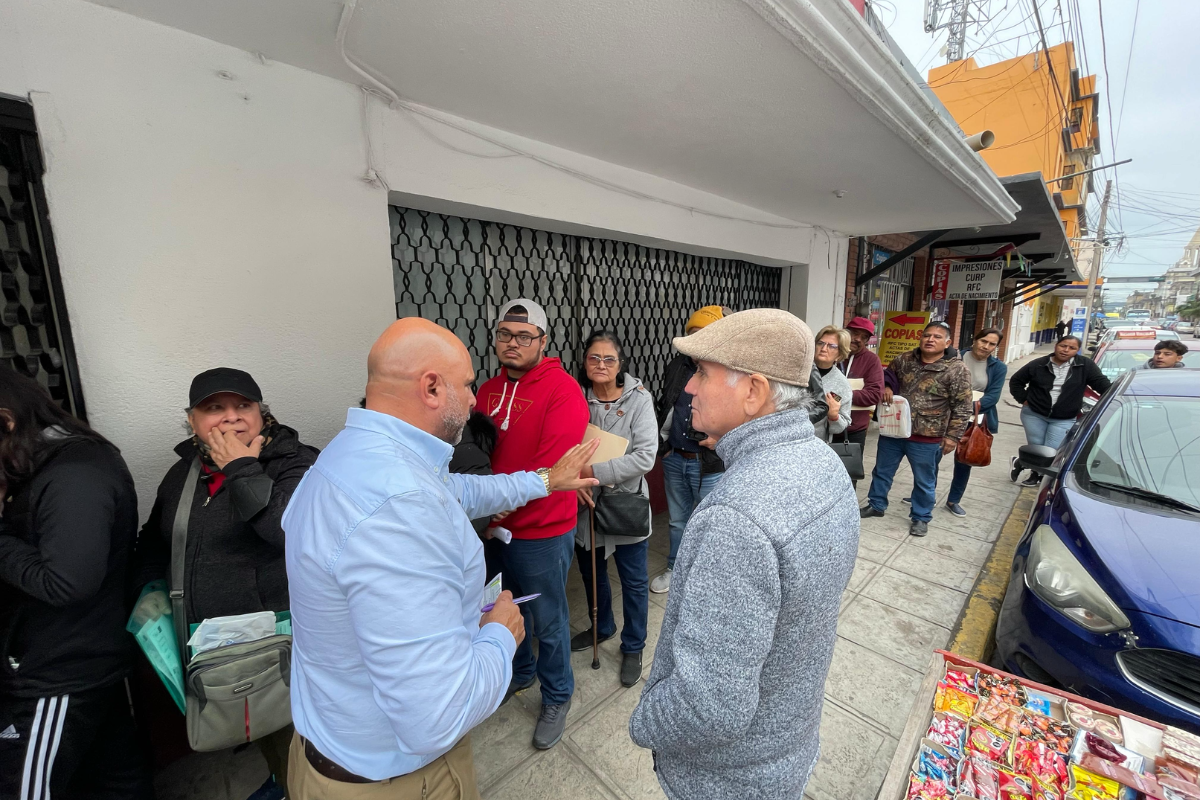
[{"xmin": 571, "ymin": 331, "xmax": 658, "ymax": 688}]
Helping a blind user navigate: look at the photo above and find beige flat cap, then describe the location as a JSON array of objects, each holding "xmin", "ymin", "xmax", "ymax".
[{"xmin": 674, "ymin": 308, "xmax": 814, "ymax": 385}]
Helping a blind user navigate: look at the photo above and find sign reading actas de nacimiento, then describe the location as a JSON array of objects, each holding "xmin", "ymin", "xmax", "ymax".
[{"xmin": 945, "ymin": 259, "xmax": 1005, "ymax": 300}]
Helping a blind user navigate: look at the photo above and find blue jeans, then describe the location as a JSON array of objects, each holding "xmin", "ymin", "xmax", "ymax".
[
  {"xmin": 948, "ymin": 460, "xmax": 972, "ymax": 505},
  {"xmin": 575, "ymin": 539, "xmax": 649, "ymax": 653},
  {"xmin": 502, "ymin": 531, "xmax": 575, "ymax": 705},
  {"xmin": 661, "ymin": 452, "xmax": 722, "ymax": 568},
  {"xmin": 867, "ymin": 437, "xmax": 944, "ymax": 523},
  {"xmin": 1020, "ymin": 406, "xmax": 1075, "ymax": 450}
]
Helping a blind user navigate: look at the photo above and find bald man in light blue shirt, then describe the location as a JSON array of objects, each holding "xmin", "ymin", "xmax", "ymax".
[{"xmin": 283, "ymin": 319, "xmax": 597, "ymax": 798}]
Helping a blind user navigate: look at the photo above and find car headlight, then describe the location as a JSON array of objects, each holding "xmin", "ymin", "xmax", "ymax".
[{"xmin": 1024, "ymin": 525, "xmax": 1131, "ymax": 633}]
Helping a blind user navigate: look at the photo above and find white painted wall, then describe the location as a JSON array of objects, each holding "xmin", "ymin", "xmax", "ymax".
[{"xmin": 0, "ymin": 0, "xmax": 841, "ymax": 516}]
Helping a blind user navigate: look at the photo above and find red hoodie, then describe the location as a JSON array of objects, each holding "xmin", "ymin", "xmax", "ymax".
[{"xmin": 478, "ymin": 357, "xmax": 589, "ymax": 540}]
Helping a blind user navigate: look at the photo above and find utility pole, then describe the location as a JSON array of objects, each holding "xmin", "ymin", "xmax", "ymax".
[
  {"xmin": 1080, "ymin": 179, "xmax": 1112, "ymax": 345},
  {"xmin": 924, "ymin": 0, "xmax": 979, "ymax": 63}
]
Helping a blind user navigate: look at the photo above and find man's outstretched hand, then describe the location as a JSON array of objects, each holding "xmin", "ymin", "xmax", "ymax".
[{"xmin": 548, "ymin": 439, "xmax": 602, "ymax": 493}]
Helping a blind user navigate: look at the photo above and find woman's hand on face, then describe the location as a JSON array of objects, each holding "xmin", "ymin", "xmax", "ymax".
[
  {"xmin": 825, "ymin": 392, "xmax": 841, "ymax": 421},
  {"xmin": 205, "ymin": 429, "xmax": 264, "ymax": 471}
]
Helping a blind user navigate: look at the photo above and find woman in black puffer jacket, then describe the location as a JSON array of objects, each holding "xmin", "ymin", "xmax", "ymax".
[{"xmin": 133, "ymin": 367, "xmax": 317, "ymax": 800}]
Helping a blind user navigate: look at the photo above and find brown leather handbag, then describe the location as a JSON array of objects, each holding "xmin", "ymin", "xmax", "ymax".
[{"xmin": 955, "ymin": 402, "xmax": 993, "ymax": 468}]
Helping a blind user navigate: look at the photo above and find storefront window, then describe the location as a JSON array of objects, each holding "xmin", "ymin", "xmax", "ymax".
[{"xmin": 857, "ymin": 246, "xmax": 914, "ymax": 349}]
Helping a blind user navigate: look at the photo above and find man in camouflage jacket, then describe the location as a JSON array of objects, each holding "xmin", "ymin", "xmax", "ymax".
[{"xmin": 860, "ymin": 321, "xmax": 972, "ymax": 537}]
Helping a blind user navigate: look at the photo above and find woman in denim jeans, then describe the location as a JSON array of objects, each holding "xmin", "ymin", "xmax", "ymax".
[
  {"xmin": 944, "ymin": 328, "xmax": 1006, "ymax": 515},
  {"xmin": 572, "ymin": 331, "xmax": 658, "ymax": 687}
]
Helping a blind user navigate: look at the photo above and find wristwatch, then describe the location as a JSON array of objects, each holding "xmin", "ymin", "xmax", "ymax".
[{"xmin": 536, "ymin": 467, "xmax": 552, "ymax": 495}]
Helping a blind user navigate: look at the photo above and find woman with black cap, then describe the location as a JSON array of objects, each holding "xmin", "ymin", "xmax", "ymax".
[{"xmin": 132, "ymin": 368, "xmax": 318, "ymax": 800}]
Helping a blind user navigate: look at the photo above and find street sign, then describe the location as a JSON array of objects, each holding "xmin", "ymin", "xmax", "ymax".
[
  {"xmin": 931, "ymin": 259, "xmax": 952, "ymax": 301},
  {"xmin": 1070, "ymin": 305, "xmax": 1087, "ymax": 336},
  {"xmin": 878, "ymin": 310, "xmax": 931, "ymax": 366},
  {"xmin": 946, "ymin": 259, "xmax": 1004, "ymax": 300}
]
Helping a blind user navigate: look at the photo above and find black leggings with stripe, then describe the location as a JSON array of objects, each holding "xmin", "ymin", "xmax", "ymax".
[{"xmin": 0, "ymin": 681, "xmax": 153, "ymax": 800}]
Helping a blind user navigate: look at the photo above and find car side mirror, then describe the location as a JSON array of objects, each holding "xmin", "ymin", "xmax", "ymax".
[{"xmin": 1018, "ymin": 444, "xmax": 1059, "ymax": 474}]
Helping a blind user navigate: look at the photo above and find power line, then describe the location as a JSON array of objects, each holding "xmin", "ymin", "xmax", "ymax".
[{"xmin": 1113, "ymin": 0, "xmax": 1141, "ymax": 149}]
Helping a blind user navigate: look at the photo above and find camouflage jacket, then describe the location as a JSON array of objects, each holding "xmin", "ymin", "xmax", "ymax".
[{"xmin": 885, "ymin": 349, "xmax": 973, "ymax": 441}]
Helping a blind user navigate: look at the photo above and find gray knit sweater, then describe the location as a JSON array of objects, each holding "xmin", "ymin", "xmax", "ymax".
[{"xmin": 628, "ymin": 407, "xmax": 859, "ymax": 800}]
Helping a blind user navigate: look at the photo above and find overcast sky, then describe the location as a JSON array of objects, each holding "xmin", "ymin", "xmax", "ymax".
[{"xmin": 874, "ymin": 0, "xmax": 1200, "ymax": 303}]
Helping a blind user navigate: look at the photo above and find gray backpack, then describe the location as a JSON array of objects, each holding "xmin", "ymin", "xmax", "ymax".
[{"xmin": 170, "ymin": 458, "xmax": 293, "ymax": 752}]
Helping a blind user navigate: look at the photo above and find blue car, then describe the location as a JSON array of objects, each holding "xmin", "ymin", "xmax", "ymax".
[{"xmin": 995, "ymin": 367, "xmax": 1200, "ymax": 734}]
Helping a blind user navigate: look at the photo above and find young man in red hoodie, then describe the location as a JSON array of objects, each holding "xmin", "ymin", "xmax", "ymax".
[{"xmin": 478, "ymin": 299, "xmax": 589, "ymax": 750}]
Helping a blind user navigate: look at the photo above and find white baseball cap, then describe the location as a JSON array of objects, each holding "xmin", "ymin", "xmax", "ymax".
[{"xmin": 497, "ymin": 299, "xmax": 548, "ymax": 333}]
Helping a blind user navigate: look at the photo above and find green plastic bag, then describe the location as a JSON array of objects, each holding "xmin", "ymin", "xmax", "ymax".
[{"xmin": 126, "ymin": 580, "xmax": 185, "ymax": 714}]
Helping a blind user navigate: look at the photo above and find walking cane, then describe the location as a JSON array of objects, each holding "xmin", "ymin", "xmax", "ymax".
[{"xmin": 589, "ymin": 502, "xmax": 600, "ymax": 670}]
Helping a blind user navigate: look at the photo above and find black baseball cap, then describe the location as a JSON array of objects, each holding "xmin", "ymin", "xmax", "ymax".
[{"xmin": 188, "ymin": 368, "xmax": 263, "ymax": 409}]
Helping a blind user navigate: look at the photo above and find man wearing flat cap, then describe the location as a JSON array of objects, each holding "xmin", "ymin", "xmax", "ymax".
[{"xmin": 629, "ymin": 309, "xmax": 859, "ymax": 800}]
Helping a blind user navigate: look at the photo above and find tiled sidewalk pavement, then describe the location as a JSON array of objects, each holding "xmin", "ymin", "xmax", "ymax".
[{"xmin": 155, "ymin": 349, "xmax": 1050, "ymax": 800}]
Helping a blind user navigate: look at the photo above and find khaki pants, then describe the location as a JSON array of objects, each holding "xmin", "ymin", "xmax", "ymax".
[{"xmin": 287, "ymin": 732, "xmax": 479, "ymax": 800}]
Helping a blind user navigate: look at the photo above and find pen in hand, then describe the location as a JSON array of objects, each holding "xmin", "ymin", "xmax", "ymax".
[{"xmin": 481, "ymin": 593, "xmax": 541, "ymax": 613}]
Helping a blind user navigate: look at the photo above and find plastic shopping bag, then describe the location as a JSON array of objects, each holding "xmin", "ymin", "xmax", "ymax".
[
  {"xmin": 877, "ymin": 396, "xmax": 912, "ymax": 439},
  {"xmin": 126, "ymin": 580, "xmax": 186, "ymax": 713},
  {"xmin": 187, "ymin": 611, "xmax": 277, "ymax": 656}
]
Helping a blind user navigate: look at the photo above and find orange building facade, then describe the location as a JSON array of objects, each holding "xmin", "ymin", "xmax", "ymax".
[{"xmin": 929, "ymin": 42, "xmax": 1099, "ymax": 243}]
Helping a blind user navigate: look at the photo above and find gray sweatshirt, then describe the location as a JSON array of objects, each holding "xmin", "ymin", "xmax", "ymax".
[
  {"xmin": 576, "ymin": 376, "xmax": 658, "ymax": 554},
  {"xmin": 628, "ymin": 407, "xmax": 859, "ymax": 800}
]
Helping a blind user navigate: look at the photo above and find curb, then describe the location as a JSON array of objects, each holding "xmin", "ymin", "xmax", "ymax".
[{"xmin": 947, "ymin": 485, "xmax": 1039, "ymax": 663}]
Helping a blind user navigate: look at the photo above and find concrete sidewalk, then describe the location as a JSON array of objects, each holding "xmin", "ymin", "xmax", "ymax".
[{"xmin": 156, "ymin": 347, "xmax": 1052, "ymax": 800}]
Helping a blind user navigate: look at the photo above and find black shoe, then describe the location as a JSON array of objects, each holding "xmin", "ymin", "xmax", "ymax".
[
  {"xmin": 909, "ymin": 520, "xmax": 929, "ymax": 537},
  {"xmin": 570, "ymin": 628, "xmax": 613, "ymax": 652},
  {"xmin": 859, "ymin": 504, "xmax": 885, "ymax": 519},
  {"xmin": 901, "ymin": 497, "xmax": 912, "ymax": 504},
  {"xmin": 1010, "ymin": 456, "xmax": 1022, "ymax": 482},
  {"xmin": 945, "ymin": 501, "xmax": 966, "ymax": 517},
  {"xmin": 620, "ymin": 651, "xmax": 643, "ymax": 688},
  {"xmin": 1021, "ymin": 473, "xmax": 1041, "ymax": 487},
  {"xmin": 503, "ymin": 674, "xmax": 536, "ymax": 705},
  {"xmin": 533, "ymin": 700, "xmax": 571, "ymax": 750},
  {"xmin": 246, "ymin": 777, "xmax": 285, "ymax": 800}
]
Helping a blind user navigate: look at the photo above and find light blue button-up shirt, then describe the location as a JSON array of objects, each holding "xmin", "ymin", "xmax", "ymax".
[{"xmin": 282, "ymin": 408, "xmax": 547, "ymax": 779}]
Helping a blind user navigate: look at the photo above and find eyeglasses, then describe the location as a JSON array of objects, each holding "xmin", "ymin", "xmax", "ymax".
[
  {"xmin": 587, "ymin": 355, "xmax": 619, "ymax": 367},
  {"xmin": 815, "ymin": 341, "xmax": 840, "ymax": 351},
  {"xmin": 496, "ymin": 330, "xmax": 541, "ymax": 347},
  {"xmin": 924, "ymin": 322, "xmax": 952, "ymax": 334}
]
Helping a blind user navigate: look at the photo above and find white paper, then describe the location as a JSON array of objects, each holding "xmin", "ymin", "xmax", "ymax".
[
  {"xmin": 484, "ymin": 573, "xmax": 502, "ymax": 607},
  {"xmin": 492, "ymin": 526, "xmax": 513, "ymax": 544},
  {"xmin": 187, "ymin": 611, "xmax": 277, "ymax": 655}
]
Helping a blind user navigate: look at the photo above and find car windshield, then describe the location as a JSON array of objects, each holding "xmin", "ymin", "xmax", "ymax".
[
  {"xmin": 1097, "ymin": 348, "xmax": 1153, "ymax": 379},
  {"xmin": 1079, "ymin": 395, "xmax": 1200, "ymax": 511}
]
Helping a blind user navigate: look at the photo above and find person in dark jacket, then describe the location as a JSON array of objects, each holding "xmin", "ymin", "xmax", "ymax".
[
  {"xmin": 1008, "ymin": 336, "xmax": 1112, "ymax": 485},
  {"xmin": 0, "ymin": 366, "xmax": 154, "ymax": 800},
  {"xmin": 838, "ymin": 317, "xmax": 886, "ymax": 488},
  {"xmin": 944, "ymin": 328, "xmax": 1007, "ymax": 517},
  {"xmin": 133, "ymin": 368, "xmax": 317, "ymax": 800},
  {"xmin": 450, "ymin": 411, "xmax": 503, "ymax": 579}
]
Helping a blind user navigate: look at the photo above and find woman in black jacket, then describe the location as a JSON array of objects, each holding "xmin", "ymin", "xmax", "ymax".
[
  {"xmin": 1008, "ymin": 336, "xmax": 1112, "ymax": 485},
  {"xmin": 133, "ymin": 368, "xmax": 317, "ymax": 800},
  {"xmin": 0, "ymin": 366, "xmax": 153, "ymax": 800}
]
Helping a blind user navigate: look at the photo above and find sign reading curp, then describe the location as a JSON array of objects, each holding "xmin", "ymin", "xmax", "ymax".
[
  {"xmin": 878, "ymin": 310, "xmax": 931, "ymax": 366},
  {"xmin": 946, "ymin": 259, "xmax": 1005, "ymax": 300}
]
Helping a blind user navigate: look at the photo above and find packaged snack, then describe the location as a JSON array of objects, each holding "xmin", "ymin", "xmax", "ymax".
[
  {"xmin": 1078, "ymin": 754, "xmax": 1162, "ymax": 798},
  {"xmin": 1032, "ymin": 775, "xmax": 1064, "ymax": 800},
  {"xmin": 944, "ymin": 668, "xmax": 978, "ymax": 693},
  {"xmin": 1158, "ymin": 777, "xmax": 1200, "ymax": 800},
  {"xmin": 977, "ymin": 694, "xmax": 1025, "ymax": 734},
  {"xmin": 1065, "ymin": 764, "xmax": 1120, "ymax": 800},
  {"xmin": 1065, "ymin": 702, "xmax": 1124, "ymax": 745},
  {"xmin": 1018, "ymin": 712, "xmax": 1077, "ymax": 755},
  {"xmin": 967, "ymin": 722, "xmax": 1013, "ymax": 765},
  {"xmin": 1025, "ymin": 696, "xmax": 1052, "ymax": 717},
  {"xmin": 928, "ymin": 713, "xmax": 969, "ymax": 757},
  {"xmin": 979, "ymin": 673, "xmax": 1029, "ymax": 706},
  {"xmin": 916, "ymin": 740, "xmax": 958, "ymax": 790},
  {"xmin": 937, "ymin": 682, "xmax": 980, "ymax": 719},
  {"xmin": 1164, "ymin": 727, "xmax": 1200, "ymax": 762},
  {"xmin": 1068, "ymin": 730, "xmax": 1144, "ymax": 775},
  {"xmin": 998, "ymin": 769, "xmax": 1033, "ymax": 800},
  {"xmin": 909, "ymin": 773, "xmax": 953, "ymax": 800},
  {"xmin": 959, "ymin": 756, "xmax": 1001, "ymax": 800},
  {"xmin": 1013, "ymin": 738, "xmax": 1069, "ymax": 792},
  {"xmin": 1157, "ymin": 754, "xmax": 1200, "ymax": 785}
]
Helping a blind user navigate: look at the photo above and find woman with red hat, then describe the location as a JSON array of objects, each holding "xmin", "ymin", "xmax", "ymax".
[{"xmin": 837, "ymin": 318, "xmax": 886, "ymax": 486}]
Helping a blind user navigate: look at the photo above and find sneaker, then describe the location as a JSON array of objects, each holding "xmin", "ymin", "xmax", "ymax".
[
  {"xmin": 246, "ymin": 777, "xmax": 285, "ymax": 800},
  {"xmin": 859, "ymin": 504, "xmax": 885, "ymax": 519},
  {"xmin": 570, "ymin": 628, "xmax": 613, "ymax": 652},
  {"xmin": 945, "ymin": 501, "xmax": 966, "ymax": 517},
  {"xmin": 503, "ymin": 674, "xmax": 536, "ymax": 705},
  {"xmin": 1021, "ymin": 473, "xmax": 1042, "ymax": 487},
  {"xmin": 901, "ymin": 497, "xmax": 912, "ymax": 504},
  {"xmin": 620, "ymin": 651, "xmax": 643, "ymax": 687},
  {"xmin": 909, "ymin": 520, "xmax": 929, "ymax": 537},
  {"xmin": 1010, "ymin": 456, "xmax": 1022, "ymax": 483},
  {"xmin": 533, "ymin": 700, "xmax": 571, "ymax": 750},
  {"xmin": 650, "ymin": 569, "xmax": 673, "ymax": 594}
]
